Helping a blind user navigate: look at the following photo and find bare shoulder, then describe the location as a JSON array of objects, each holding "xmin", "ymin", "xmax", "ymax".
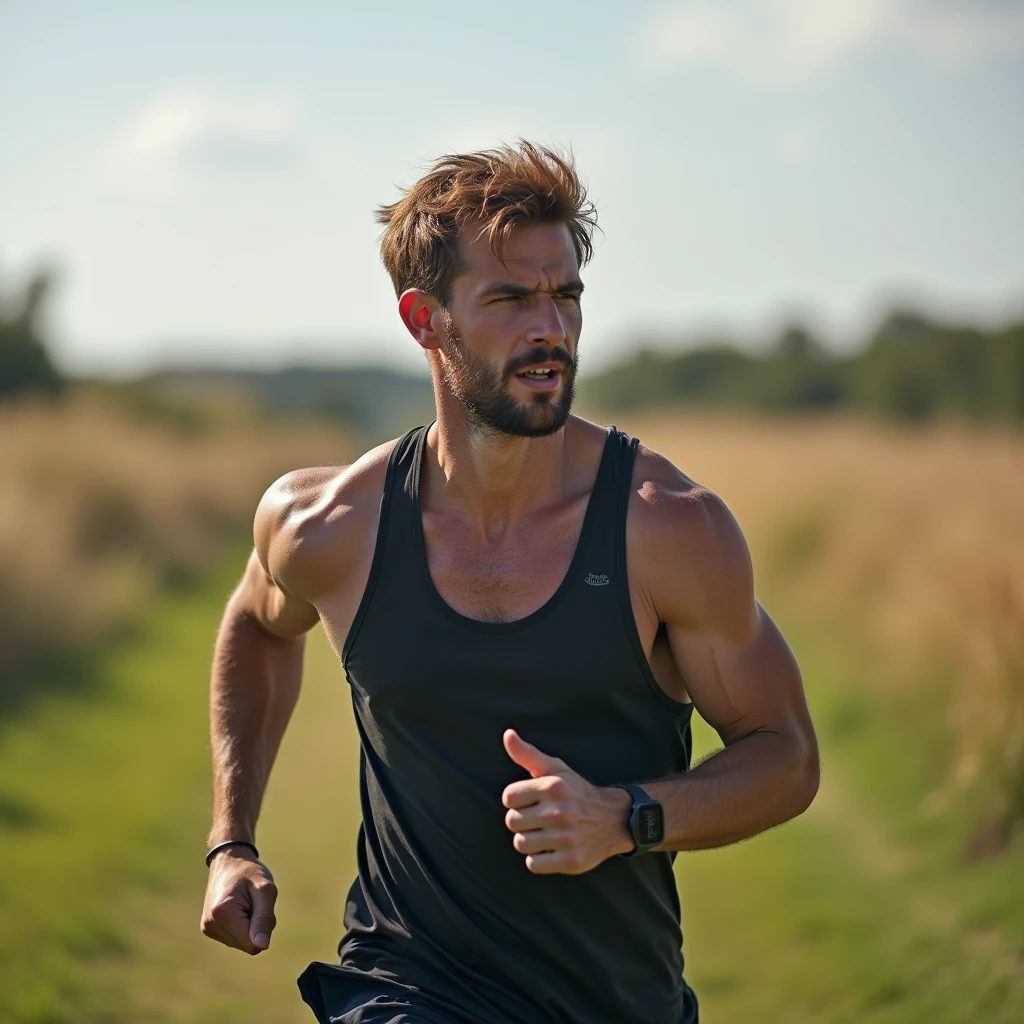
[
  {"xmin": 254, "ymin": 438, "xmax": 399, "ymax": 602},
  {"xmin": 628, "ymin": 441, "xmax": 755, "ymax": 639}
]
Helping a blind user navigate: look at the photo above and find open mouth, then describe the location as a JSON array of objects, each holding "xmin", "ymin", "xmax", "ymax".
[{"xmin": 514, "ymin": 366, "xmax": 563, "ymax": 391}]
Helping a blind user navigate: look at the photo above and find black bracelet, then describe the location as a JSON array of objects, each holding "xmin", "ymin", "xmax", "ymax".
[{"xmin": 205, "ymin": 839, "xmax": 260, "ymax": 867}]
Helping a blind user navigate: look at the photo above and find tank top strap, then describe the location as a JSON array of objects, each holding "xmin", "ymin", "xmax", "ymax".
[
  {"xmin": 407, "ymin": 420, "xmax": 430, "ymax": 504},
  {"xmin": 611, "ymin": 427, "xmax": 640, "ymax": 566},
  {"xmin": 606, "ymin": 425, "xmax": 640, "ymax": 491},
  {"xmin": 382, "ymin": 422, "xmax": 427, "ymax": 543},
  {"xmin": 603, "ymin": 426, "xmax": 664, "ymax": 701},
  {"xmin": 583, "ymin": 425, "xmax": 639, "ymax": 536},
  {"xmin": 566, "ymin": 426, "xmax": 636, "ymax": 590},
  {"xmin": 340, "ymin": 424, "xmax": 426, "ymax": 664}
]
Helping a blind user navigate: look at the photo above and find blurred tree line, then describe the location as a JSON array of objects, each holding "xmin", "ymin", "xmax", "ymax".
[
  {"xmin": 2, "ymin": 263, "xmax": 1022, "ymax": 426},
  {"xmin": 582, "ymin": 312, "xmax": 1024, "ymax": 424},
  {"xmin": 0, "ymin": 267, "xmax": 64, "ymax": 400}
]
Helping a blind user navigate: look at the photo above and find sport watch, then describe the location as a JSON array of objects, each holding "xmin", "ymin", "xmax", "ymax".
[{"xmin": 614, "ymin": 783, "xmax": 665, "ymax": 858}]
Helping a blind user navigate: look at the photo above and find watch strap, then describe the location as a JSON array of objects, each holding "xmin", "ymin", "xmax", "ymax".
[
  {"xmin": 613, "ymin": 783, "xmax": 662, "ymax": 858},
  {"xmin": 615, "ymin": 782, "xmax": 652, "ymax": 806}
]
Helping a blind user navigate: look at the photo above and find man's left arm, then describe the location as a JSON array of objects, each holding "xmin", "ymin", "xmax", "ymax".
[
  {"xmin": 640, "ymin": 601, "xmax": 819, "ymax": 852},
  {"xmin": 502, "ymin": 485, "xmax": 820, "ymax": 872},
  {"xmin": 640, "ymin": 485, "xmax": 820, "ymax": 852}
]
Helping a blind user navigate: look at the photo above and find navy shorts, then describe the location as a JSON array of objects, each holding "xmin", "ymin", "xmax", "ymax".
[
  {"xmin": 298, "ymin": 962, "xmax": 460, "ymax": 1024},
  {"xmin": 298, "ymin": 960, "xmax": 699, "ymax": 1024}
]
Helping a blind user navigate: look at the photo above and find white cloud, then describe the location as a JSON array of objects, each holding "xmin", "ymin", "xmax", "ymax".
[
  {"xmin": 639, "ymin": 0, "xmax": 1024, "ymax": 86},
  {"xmin": 102, "ymin": 84, "xmax": 302, "ymax": 196},
  {"xmin": 647, "ymin": 8, "xmax": 736, "ymax": 64}
]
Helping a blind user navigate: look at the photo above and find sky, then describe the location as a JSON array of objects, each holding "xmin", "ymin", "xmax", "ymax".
[{"xmin": 1, "ymin": 0, "xmax": 1023, "ymax": 377}]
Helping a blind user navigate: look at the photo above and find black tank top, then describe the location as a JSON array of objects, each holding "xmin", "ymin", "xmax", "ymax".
[{"xmin": 301, "ymin": 424, "xmax": 698, "ymax": 1024}]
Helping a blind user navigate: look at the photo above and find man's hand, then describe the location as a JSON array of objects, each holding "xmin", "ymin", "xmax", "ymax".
[
  {"xmin": 200, "ymin": 847, "xmax": 278, "ymax": 954},
  {"xmin": 501, "ymin": 729, "xmax": 634, "ymax": 874}
]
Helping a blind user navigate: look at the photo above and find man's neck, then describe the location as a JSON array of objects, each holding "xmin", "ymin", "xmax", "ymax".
[{"xmin": 424, "ymin": 404, "xmax": 575, "ymax": 537}]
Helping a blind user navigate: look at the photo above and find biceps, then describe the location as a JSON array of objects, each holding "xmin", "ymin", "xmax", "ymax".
[
  {"xmin": 236, "ymin": 548, "xmax": 320, "ymax": 640},
  {"xmin": 666, "ymin": 605, "xmax": 810, "ymax": 745}
]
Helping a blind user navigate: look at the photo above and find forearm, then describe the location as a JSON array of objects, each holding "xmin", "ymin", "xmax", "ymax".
[
  {"xmin": 641, "ymin": 729, "xmax": 819, "ymax": 852},
  {"xmin": 208, "ymin": 595, "xmax": 305, "ymax": 846}
]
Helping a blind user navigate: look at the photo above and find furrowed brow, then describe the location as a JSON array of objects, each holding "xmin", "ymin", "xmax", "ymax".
[
  {"xmin": 478, "ymin": 279, "xmax": 585, "ymax": 300},
  {"xmin": 478, "ymin": 282, "xmax": 534, "ymax": 299}
]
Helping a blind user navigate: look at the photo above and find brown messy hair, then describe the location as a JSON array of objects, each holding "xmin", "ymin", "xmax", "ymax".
[{"xmin": 375, "ymin": 140, "xmax": 598, "ymax": 306}]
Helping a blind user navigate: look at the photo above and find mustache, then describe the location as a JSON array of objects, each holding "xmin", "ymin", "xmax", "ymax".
[{"xmin": 503, "ymin": 346, "xmax": 576, "ymax": 379}]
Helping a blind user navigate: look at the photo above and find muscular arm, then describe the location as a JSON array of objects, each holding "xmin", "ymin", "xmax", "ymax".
[
  {"xmin": 207, "ymin": 549, "xmax": 316, "ymax": 854},
  {"xmin": 627, "ymin": 481, "xmax": 818, "ymax": 851},
  {"xmin": 201, "ymin": 468, "xmax": 330, "ymax": 953},
  {"xmin": 645, "ymin": 612, "xmax": 817, "ymax": 851}
]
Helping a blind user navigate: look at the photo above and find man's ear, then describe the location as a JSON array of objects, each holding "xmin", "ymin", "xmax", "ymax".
[{"xmin": 398, "ymin": 289, "xmax": 442, "ymax": 351}]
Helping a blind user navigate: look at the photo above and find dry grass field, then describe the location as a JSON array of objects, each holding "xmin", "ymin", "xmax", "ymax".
[
  {"xmin": 1, "ymin": 405, "xmax": 1023, "ymax": 1022},
  {"xmin": 0, "ymin": 391, "xmax": 352, "ymax": 701}
]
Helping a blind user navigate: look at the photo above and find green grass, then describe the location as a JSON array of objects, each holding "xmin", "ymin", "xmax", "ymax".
[
  {"xmin": 1, "ymin": 543, "xmax": 1022, "ymax": 1022},
  {"xmin": 679, "ymin": 613, "xmax": 1024, "ymax": 1022}
]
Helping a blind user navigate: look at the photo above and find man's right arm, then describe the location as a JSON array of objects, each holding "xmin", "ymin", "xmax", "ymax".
[{"xmin": 200, "ymin": 468, "xmax": 331, "ymax": 955}]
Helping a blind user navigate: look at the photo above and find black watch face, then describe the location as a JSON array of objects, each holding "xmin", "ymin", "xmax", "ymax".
[{"xmin": 637, "ymin": 802, "xmax": 664, "ymax": 846}]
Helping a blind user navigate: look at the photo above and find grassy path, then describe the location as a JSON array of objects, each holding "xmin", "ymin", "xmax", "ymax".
[{"xmin": 2, "ymin": 545, "xmax": 1022, "ymax": 1021}]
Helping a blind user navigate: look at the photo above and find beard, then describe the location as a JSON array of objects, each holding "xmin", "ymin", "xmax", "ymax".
[{"xmin": 439, "ymin": 309, "xmax": 577, "ymax": 438}]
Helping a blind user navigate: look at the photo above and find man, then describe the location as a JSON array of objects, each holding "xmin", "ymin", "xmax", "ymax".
[{"xmin": 200, "ymin": 142, "xmax": 819, "ymax": 1024}]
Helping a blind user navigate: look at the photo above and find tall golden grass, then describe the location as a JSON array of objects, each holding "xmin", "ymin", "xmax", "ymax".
[
  {"xmin": 0, "ymin": 391, "xmax": 351, "ymax": 688},
  {"xmin": 618, "ymin": 410, "xmax": 1024, "ymax": 845}
]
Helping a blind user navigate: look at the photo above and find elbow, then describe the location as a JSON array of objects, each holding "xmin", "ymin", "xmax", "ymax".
[{"xmin": 791, "ymin": 729, "xmax": 820, "ymax": 817}]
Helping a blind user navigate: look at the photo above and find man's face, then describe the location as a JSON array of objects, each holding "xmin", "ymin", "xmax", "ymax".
[{"xmin": 438, "ymin": 221, "xmax": 583, "ymax": 438}]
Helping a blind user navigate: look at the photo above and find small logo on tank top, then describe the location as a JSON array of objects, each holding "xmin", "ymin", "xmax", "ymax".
[{"xmin": 584, "ymin": 573, "xmax": 611, "ymax": 587}]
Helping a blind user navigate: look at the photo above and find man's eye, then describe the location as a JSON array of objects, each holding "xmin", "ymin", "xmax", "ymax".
[
  {"xmin": 556, "ymin": 293, "xmax": 581, "ymax": 302},
  {"xmin": 495, "ymin": 295, "xmax": 521, "ymax": 304}
]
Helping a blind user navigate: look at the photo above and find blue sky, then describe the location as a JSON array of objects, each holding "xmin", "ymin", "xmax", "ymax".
[{"xmin": 2, "ymin": 0, "xmax": 1022, "ymax": 376}]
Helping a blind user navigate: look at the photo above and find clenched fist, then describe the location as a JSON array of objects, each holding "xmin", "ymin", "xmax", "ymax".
[
  {"xmin": 501, "ymin": 728, "xmax": 634, "ymax": 874},
  {"xmin": 200, "ymin": 846, "xmax": 278, "ymax": 955}
]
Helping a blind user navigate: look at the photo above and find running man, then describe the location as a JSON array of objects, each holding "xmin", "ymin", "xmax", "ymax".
[{"xmin": 200, "ymin": 142, "xmax": 820, "ymax": 1024}]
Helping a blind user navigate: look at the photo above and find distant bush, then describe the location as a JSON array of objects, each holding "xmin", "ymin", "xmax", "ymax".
[
  {"xmin": 582, "ymin": 310, "xmax": 1024, "ymax": 425},
  {"xmin": 0, "ymin": 267, "xmax": 64, "ymax": 401},
  {"xmin": 853, "ymin": 312, "xmax": 1024, "ymax": 422}
]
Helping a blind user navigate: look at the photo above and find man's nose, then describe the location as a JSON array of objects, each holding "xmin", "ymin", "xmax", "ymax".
[{"xmin": 528, "ymin": 294, "xmax": 570, "ymax": 347}]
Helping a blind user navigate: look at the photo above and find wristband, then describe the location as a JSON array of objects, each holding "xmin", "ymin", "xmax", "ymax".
[{"xmin": 205, "ymin": 839, "xmax": 260, "ymax": 867}]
